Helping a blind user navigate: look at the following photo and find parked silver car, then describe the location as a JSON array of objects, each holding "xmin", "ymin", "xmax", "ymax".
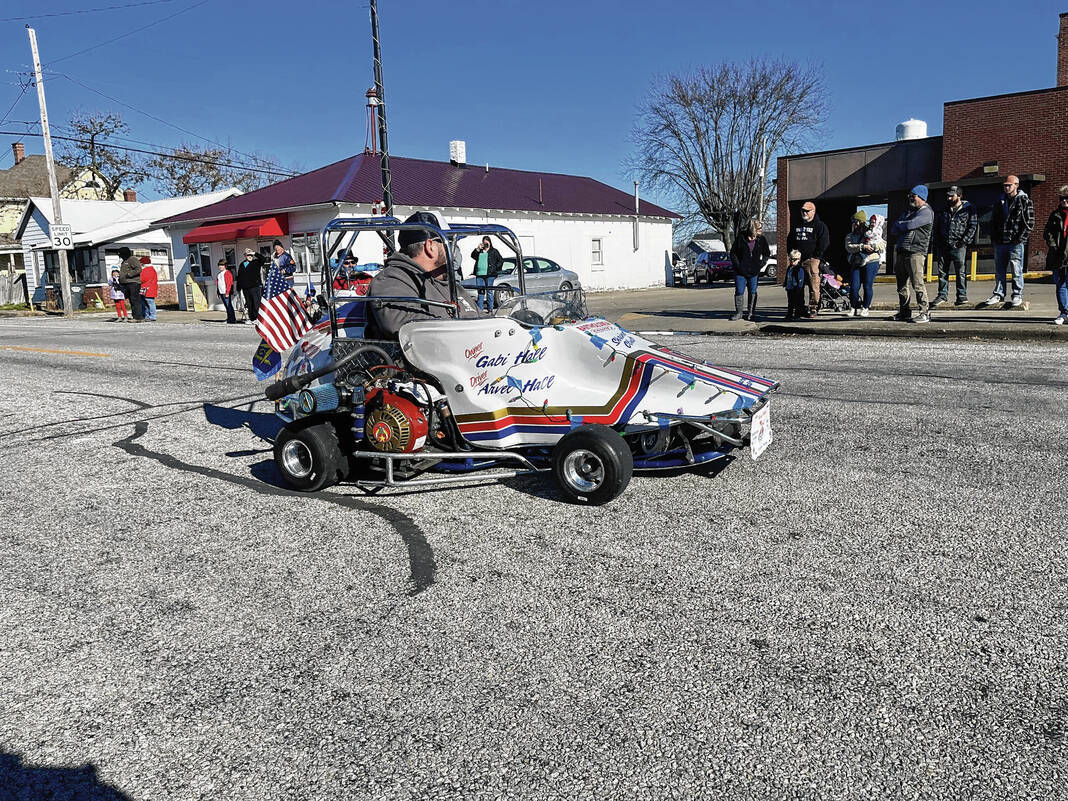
[{"xmin": 461, "ymin": 256, "xmax": 581, "ymax": 298}]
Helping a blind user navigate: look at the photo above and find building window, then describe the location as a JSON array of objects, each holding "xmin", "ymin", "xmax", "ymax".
[
  {"xmin": 188, "ymin": 243, "xmax": 211, "ymax": 279},
  {"xmin": 289, "ymin": 233, "xmax": 321, "ymax": 277},
  {"xmin": 151, "ymin": 247, "xmax": 172, "ymax": 280},
  {"xmin": 591, "ymin": 238, "xmax": 603, "ymax": 266}
]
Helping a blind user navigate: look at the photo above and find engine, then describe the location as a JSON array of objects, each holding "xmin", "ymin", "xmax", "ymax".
[{"xmin": 364, "ymin": 387, "xmax": 428, "ymax": 453}]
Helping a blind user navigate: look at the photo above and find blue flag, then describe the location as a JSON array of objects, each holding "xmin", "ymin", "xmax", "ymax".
[{"xmin": 252, "ymin": 338, "xmax": 281, "ymax": 381}]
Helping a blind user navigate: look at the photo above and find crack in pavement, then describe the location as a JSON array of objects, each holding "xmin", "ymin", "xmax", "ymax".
[{"xmin": 113, "ymin": 421, "xmax": 438, "ymax": 597}]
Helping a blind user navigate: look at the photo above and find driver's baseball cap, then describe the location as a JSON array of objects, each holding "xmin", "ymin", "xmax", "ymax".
[{"xmin": 398, "ymin": 211, "xmax": 445, "ymax": 250}]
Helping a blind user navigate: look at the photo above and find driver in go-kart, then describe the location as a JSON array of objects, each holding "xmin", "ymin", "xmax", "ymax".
[{"xmin": 365, "ymin": 211, "xmax": 484, "ymax": 339}]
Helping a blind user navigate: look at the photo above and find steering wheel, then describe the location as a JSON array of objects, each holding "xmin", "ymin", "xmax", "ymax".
[{"xmin": 509, "ymin": 308, "xmax": 545, "ymax": 326}]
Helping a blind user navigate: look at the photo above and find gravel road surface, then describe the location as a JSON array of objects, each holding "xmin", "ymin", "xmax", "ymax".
[{"xmin": 0, "ymin": 318, "xmax": 1065, "ymax": 800}]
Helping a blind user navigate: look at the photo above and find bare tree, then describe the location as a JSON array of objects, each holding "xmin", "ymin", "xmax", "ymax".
[
  {"xmin": 632, "ymin": 59, "xmax": 826, "ymax": 250},
  {"xmin": 147, "ymin": 142, "xmax": 291, "ymax": 196},
  {"xmin": 60, "ymin": 111, "xmax": 148, "ymax": 197}
]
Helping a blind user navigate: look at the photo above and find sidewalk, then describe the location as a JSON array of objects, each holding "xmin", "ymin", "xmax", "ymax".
[
  {"xmin": 4, "ymin": 278, "xmax": 1066, "ymax": 341},
  {"xmin": 590, "ymin": 277, "xmax": 1068, "ymax": 342}
]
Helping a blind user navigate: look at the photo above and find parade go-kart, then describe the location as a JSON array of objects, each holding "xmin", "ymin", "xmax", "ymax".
[{"xmin": 265, "ymin": 216, "xmax": 779, "ymax": 505}]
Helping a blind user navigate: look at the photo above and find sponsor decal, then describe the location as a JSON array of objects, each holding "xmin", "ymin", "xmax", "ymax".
[
  {"xmin": 577, "ymin": 319, "xmax": 615, "ymax": 333},
  {"xmin": 465, "ymin": 342, "xmax": 484, "ymax": 361},
  {"xmin": 470, "ymin": 370, "xmax": 489, "ymax": 388},
  {"xmin": 611, "ymin": 331, "xmax": 636, "ymax": 349}
]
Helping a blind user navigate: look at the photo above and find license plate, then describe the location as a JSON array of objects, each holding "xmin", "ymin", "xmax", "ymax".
[{"xmin": 750, "ymin": 402, "xmax": 772, "ymax": 460}]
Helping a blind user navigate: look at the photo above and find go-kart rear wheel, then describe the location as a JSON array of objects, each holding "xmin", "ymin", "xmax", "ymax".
[
  {"xmin": 274, "ymin": 419, "xmax": 347, "ymax": 492},
  {"xmin": 551, "ymin": 424, "xmax": 633, "ymax": 505}
]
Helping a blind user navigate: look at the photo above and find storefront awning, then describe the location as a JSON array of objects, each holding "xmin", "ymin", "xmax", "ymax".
[{"xmin": 182, "ymin": 214, "xmax": 289, "ymax": 244}]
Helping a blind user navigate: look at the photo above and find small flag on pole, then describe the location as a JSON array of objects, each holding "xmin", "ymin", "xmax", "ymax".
[{"xmin": 252, "ymin": 339, "xmax": 281, "ymax": 381}]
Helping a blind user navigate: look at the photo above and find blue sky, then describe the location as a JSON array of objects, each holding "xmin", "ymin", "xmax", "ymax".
[{"xmin": 1, "ymin": 0, "xmax": 1066, "ymax": 208}]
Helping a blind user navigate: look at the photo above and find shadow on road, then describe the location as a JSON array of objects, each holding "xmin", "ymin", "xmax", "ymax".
[
  {"xmin": 203, "ymin": 403, "xmax": 283, "ymax": 445},
  {"xmin": 0, "ymin": 750, "xmax": 131, "ymax": 800}
]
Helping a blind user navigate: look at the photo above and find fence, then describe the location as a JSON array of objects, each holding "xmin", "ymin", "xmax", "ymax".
[{"xmin": 0, "ymin": 272, "xmax": 28, "ymax": 306}]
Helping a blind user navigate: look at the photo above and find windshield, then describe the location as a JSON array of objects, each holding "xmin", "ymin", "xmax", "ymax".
[
  {"xmin": 710, "ymin": 251, "xmax": 728, "ymax": 260},
  {"xmin": 493, "ymin": 288, "xmax": 588, "ymax": 326}
]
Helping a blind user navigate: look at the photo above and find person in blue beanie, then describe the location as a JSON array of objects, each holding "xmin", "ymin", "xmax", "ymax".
[{"xmin": 889, "ymin": 184, "xmax": 934, "ymax": 323}]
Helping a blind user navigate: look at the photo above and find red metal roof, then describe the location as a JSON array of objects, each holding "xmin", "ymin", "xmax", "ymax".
[{"xmin": 156, "ymin": 153, "xmax": 678, "ymax": 226}]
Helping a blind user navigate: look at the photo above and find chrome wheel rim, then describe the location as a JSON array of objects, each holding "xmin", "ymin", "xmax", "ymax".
[
  {"xmin": 562, "ymin": 449, "xmax": 605, "ymax": 493},
  {"xmin": 281, "ymin": 440, "xmax": 314, "ymax": 479}
]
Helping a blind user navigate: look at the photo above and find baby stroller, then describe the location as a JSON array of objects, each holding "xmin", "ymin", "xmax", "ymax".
[{"xmin": 818, "ymin": 263, "xmax": 852, "ymax": 313}]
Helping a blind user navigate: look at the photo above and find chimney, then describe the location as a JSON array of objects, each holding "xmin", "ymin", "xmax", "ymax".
[
  {"xmin": 1059, "ymin": 12, "xmax": 1068, "ymax": 86},
  {"xmin": 449, "ymin": 140, "xmax": 466, "ymax": 167},
  {"xmin": 11, "ymin": 142, "xmax": 24, "ymax": 164},
  {"xmin": 123, "ymin": 188, "xmax": 137, "ymax": 202}
]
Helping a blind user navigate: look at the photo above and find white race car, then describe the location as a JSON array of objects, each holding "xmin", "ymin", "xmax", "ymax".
[{"xmin": 266, "ymin": 217, "xmax": 778, "ymax": 505}]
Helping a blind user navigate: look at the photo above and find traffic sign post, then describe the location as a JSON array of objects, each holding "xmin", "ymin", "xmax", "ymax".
[{"xmin": 51, "ymin": 224, "xmax": 73, "ymax": 250}]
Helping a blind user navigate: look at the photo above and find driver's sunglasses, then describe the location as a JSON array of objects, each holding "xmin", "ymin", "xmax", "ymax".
[{"xmin": 1060, "ymin": 197, "xmax": 1068, "ymax": 203}]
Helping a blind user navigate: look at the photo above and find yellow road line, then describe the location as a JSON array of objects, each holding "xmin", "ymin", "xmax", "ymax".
[{"xmin": 0, "ymin": 345, "xmax": 110, "ymax": 358}]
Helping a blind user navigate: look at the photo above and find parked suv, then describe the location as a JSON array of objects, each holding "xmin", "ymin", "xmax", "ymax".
[{"xmin": 695, "ymin": 251, "xmax": 733, "ymax": 283}]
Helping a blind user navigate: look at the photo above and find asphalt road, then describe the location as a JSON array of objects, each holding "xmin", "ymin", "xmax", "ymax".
[{"xmin": 1, "ymin": 317, "xmax": 1066, "ymax": 800}]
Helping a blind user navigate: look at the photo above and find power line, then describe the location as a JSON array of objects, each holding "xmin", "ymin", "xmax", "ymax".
[
  {"xmin": 47, "ymin": 0, "xmax": 211, "ymax": 65},
  {"xmin": 0, "ymin": 1, "xmax": 178, "ymax": 22},
  {"xmin": 0, "ymin": 128, "xmax": 298, "ymax": 177}
]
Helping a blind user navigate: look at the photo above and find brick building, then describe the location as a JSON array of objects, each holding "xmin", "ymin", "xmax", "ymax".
[{"xmin": 777, "ymin": 11, "xmax": 1068, "ymax": 274}]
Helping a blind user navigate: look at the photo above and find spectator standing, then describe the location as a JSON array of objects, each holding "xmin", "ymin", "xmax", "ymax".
[
  {"xmin": 237, "ymin": 248, "xmax": 264, "ymax": 324},
  {"xmin": 139, "ymin": 256, "xmax": 158, "ymax": 322},
  {"xmin": 932, "ymin": 186, "xmax": 978, "ymax": 307},
  {"xmin": 985, "ymin": 175, "xmax": 1034, "ymax": 307},
  {"xmin": 108, "ymin": 269, "xmax": 128, "ymax": 322},
  {"xmin": 272, "ymin": 240, "xmax": 297, "ymax": 287},
  {"xmin": 786, "ymin": 201, "xmax": 830, "ymax": 317},
  {"xmin": 216, "ymin": 258, "xmax": 237, "ymax": 324},
  {"xmin": 1041, "ymin": 184, "xmax": 1068, "ymax": 325},
  {"xmin": 470, "ymin": 236, "xmax": 503, "ymax": 312},
  {"xmin": 117, "ymin": 246, "xmax": 143, "ymax": 321},
  {"xmin": 844, "ymin": 211, "xmax": 884, "ymax": 317},
  {"xmin": 889, "ymin": 185, "xmax": 934, "ymax": 323},
  {"xmin": 783, "ymin": 249, "xmax": 806, "ymax": 321},
  {"xmin": 729, "ymin": 220, "xmax": 770, "ymax": 321}
]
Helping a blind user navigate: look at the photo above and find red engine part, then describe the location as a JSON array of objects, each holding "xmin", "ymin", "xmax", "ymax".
[{"xmin": 364, "ymin": 388, "xmax": 428, "ymax": 453}]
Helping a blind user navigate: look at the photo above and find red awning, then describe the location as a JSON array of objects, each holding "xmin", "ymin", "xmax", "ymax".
[{"xmin": 182, "ymin": 214, "xmax": 289, "ymax": 244}]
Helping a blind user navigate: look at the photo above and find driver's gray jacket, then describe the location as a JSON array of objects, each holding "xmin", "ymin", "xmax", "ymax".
[{"xmin": 366, "ymin": 253, "xmax": 483, "ymax": 339}]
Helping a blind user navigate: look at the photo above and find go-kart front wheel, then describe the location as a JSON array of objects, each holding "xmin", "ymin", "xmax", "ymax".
[
  {"xmin": 274, "ymin": 420, "xmax": 347, "ymax": 492},
  {"xmin": 551, "ymin": 424, "xmax": 633, "ymax": 505}
]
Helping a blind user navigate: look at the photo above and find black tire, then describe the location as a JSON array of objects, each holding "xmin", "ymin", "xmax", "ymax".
[
  {"xmin": 496, "ymin": 284, "xmax": 514, "ymax": 300},
  {"xmin": 274, "ymin": 420, "xmax": 347, "ymax": 491},
  {"xmin": 551, "ymin": 424, "xmax": 633, "ymax": 505},
  {"xmin": 560, "ymin": 281, "xmax": 573, "ymax": 291}
]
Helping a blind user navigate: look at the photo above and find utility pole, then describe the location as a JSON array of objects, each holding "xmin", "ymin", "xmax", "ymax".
[
  {"xmin": 369, "ymin": 0, "xmax": 393, "ymax": 230},
  {"xmin": 27, "ymin": 26, "xmax": 72, "ymax": 318}
]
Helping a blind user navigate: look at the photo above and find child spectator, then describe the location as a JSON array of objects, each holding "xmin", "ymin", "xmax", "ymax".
[
  {"xmin": 784, "ymin": 249, "xmax": 806, "ymax": 320},
  {"xmin": 109, "ymin": 269, "xmax": 129, "ymax": 322}
]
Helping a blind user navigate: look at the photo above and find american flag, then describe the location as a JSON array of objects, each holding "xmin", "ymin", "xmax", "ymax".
[{"xmin": 256, "ymin": 265, "xmax": 311, "ymax": 354}]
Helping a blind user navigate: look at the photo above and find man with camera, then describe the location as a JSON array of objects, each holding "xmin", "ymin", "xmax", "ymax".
[{"xmin": 470, "ymin": 236, "xmax": 503, "ymax": 312}]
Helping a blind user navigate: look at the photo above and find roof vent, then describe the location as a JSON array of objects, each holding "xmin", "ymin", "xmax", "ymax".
[{"xmin": 449, "ymin": 140, "xmax": 466, "ymax": 167}]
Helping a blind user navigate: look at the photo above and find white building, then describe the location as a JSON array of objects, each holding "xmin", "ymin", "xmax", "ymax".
[
  {"xmin": 157, "ymin": 146, "xmax": 678, "ymax": 309},
  {"xmin": 17, "ymin": 189, "xmax": 239, "ymax": 307}
]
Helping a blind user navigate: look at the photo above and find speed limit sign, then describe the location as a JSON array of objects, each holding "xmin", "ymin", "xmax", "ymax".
[{"xmin": 51, "ymin": 224, "xmax": 73, "ymax": 250}]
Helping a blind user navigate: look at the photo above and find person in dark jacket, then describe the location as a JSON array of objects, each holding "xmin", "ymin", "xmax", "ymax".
[
  {"xmin": 117, "ymin": 246, "xmax": 143, "ymax": 321},
  {"xmin": 729, "ymin": 219, "xmax": 770, "ymax": 321},
  {"xmin": 985, "ymin": 174, "xmax": 1034, "ymax": 307},
  {"xmin": 1041, "ymin": 184, "xmax": 1068, "ymax": 325},
  {"xmin": 366, "ymin": 211, "xmax": 483, "ymax": 339},
  {"xmin": 932, "ymin": 186, "xmax": 977, "ymax": 307},
  {"xmin": 889, "ymin": 184, "xmax": 934, "ymax": 323},
  {"xmin": 786, "ymin": 201, "xmax": 830, "ymax": 317},
  {"xmin": 236, "ymin": 248, "xmax": 264, "ymax": 324},
  {"xmin": 470, "ymin": 236, "xmax": 504, "ymax": 311}
]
